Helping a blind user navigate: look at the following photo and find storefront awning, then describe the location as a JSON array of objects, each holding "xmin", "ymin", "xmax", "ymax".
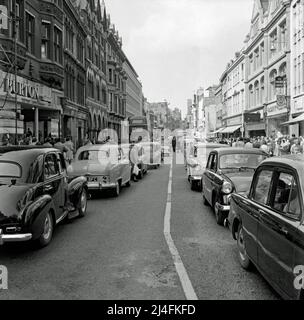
[
  {"xmin": 282, "ymin": 113, "xmax": 304, "ymax": 125},
  {"xmin": 212, "ymin": 128, "xmax": 225, "ymax": 134},
  {"xmin": 221, "ymin": 125, "xmax": 242, "ymax": 134}
]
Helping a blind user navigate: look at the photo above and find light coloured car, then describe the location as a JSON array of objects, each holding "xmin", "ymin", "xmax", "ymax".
[
  {"xmin": 142, "ymin": 142, "xmax": 161, "ymax": 169},
  {"xmin": 186, "ymin": 143, "xmax": 230, "ymax": 191},
  {"xmin": 68, "ymin": 144, "xmax": 131, "ymax": 196}
]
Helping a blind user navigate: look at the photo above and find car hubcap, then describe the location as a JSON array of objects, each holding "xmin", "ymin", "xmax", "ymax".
[
  {"xmin": 43, "ymin": 214, "xmax": 52, "ymax": 240},
  {"xmin": 81, "ymin": 191, "xmax": 87, "ymax": 212},
  {"xmin": 238, "ymin": 227, "xmax": 247, "ymax": 261}
]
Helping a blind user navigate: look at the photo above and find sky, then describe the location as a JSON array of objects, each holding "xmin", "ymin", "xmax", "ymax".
[{"xmin": 106, "ymin": 0, "xmax": 253, "ymax": 117}]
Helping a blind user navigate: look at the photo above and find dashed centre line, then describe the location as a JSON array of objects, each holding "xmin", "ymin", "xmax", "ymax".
[{"xmin": 163, "ymin": 157, "xmax": 198, "ymax": 300}]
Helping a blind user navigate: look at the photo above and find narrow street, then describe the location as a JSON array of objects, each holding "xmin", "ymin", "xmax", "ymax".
[{"xmin": 0, "ymin": 154, "xmax": 278, "ymax": 300}]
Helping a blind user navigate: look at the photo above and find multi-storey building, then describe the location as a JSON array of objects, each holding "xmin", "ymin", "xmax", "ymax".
[
  {"xmin": 0, "ymin": 0, "xmax": 64, "ymax": 143},
  {"xmin": 73, "ymin": 0, "xmax": 108, "ymax": 142},
  {"xmin": 146, "ymin": 101, "xmax": 169, "ymax": 129},
  {"xmin": 244, "ymin": 0, "xmax": 290, "ymax": 137},
  {"xmin": 63, "ymin": 0, "xmax": 87, "ymax": 147},
  {"xmin": 106, "ymin": 16, "xmax": 127, "ymax": 140},
  {"xmin": 123, "ymin": 57, "xmax": 143, "ymax": 118},
  {"xmin": 220, "ymin": 51, "xmax": 245, "ymax": 136},
  {"xmin": 289, "ymin": 0, "xmax": 304, "ymax": 136}
]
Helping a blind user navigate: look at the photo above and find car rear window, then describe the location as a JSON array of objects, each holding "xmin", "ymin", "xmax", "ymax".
[
  {"xmin": 220, "ymin": 153, "xmax": 266, "ymax": 169},
  {"xmin": 78, "ymin": 150, "xmax": 108, "ymax": 161},
  {"xmin": 0, "ymin": 161, "xmax": 21, "ymax": 178}
]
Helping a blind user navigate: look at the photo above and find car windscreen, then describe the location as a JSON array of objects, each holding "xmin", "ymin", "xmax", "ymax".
[
  {"xmin": 219, "ymin": 153, "xmax": 266, "ymax": 169},
  {"xmin": 78, "ymin": 150, "xmax": 108, "ymax": 161},
  {"xmin": 0, "ymin": 161, "xmax": 22, "ymax": 178}
]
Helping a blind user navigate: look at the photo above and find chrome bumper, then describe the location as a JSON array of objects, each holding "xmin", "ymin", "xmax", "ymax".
[
  {"xmin": 0, "ymin": 229, "xmax": 32, "ymax": 245},
  {"xmin": 87, "ymin": 182, "xmax": 116, "ymax": 190},
  {"xmin": 190, "ymin": 175, "xmax": 202, "ymax": 181},
  {"xmin": 215, "ymin": 203, "xmax": 230, "ymax": 211}
]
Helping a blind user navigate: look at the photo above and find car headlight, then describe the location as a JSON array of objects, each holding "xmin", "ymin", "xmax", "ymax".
[{"xmin": 222, "ymin": 181, "xmax": 233, "ymax": 194}]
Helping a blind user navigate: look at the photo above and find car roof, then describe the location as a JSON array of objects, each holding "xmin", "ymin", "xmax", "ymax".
[
  {"xmin": 195, "ymin": 143, "xmax": 230, "ymax": 148},
  {"xmin": 212, "ymin": 147, "xmax": 267, "ymax": 155},
  {"xmin": 261, "ymin": 154, "xmax": 304, "ymax": 169},
  {"xmin": 0, "ymin": 147, "xmax": 59, "ymax": 180}
]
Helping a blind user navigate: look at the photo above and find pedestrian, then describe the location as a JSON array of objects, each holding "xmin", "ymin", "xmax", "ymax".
[
  {"xmin": 26, "ymin": 128, "xmax": 33, "ymax": 138},
  {"xmin": 172, "ymin": 136, "xmax": 177, "ymax": 153},
  {"xmin": 43, "ymin": 138, "xmax": 53, "ymax": 147},
  {"xmin": 290, "ymin": 138, "xmax": 302, "ymax": 154},
  {"xmin": 54, "ymin": 137, "xmax": 69, "ymax": 155},
  {"xmin": 244, "ymin": 138, "xmax": 253, "ymax": 148},
  {"xmin": 260, "ymin": 141, "xmax": 269, "ymax": 154},
  {"xmin": 64, "ymin": 136, "xmax": 75, "ymax": 164}
]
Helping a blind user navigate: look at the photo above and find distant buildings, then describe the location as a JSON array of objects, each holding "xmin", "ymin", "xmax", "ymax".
[{"xmin": 190, "ymin": 0, "xmax": 293, "ymax": 138}]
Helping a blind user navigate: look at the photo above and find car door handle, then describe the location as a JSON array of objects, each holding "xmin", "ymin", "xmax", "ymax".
[
  {"xmin": 258, "ymin": 209, "xmax": 266, "ymax": 216},
  {"xmin": 279, "ymin": 227, "xmax": 289, "ymax": 236}
]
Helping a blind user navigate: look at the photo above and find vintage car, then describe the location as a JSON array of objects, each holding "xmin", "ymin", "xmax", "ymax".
[
  {"xmin": 0, "ymin": 146, "xmax": 88, "ymax": 248},
  {"xmin": 202, "ymin": 147, "xmax": 267, "ymax": 225},
  {"xmin": 186, "ymin": 142, "xmax": 230, "ymax": 191},
  {"xmin": 141, "ymin": 142, "xmax": 161, "ymax": 169},
  {"xmin": 68, "ymin": 144, "xmax": 131, "ymax": 196},
  {"xmin": 228, "ymin": 155, "xmax": 304, "ymax": 300}
]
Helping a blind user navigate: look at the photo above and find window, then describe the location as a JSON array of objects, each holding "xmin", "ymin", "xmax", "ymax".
[
  {"xmin": 44, "ymin": 154, "xmax": 59, "ymax": 179},
  {"xmin": 272, "ymin": 173, "xmax": 301, "ymax": 218},
  {"xmin": 252, "ymin": 170, "xmax": 273, "ymax": 205},
  {"xmin": 54, "ymin": 27, "xmax": 62, "ymax": 64},
  {"xmin": 220, "ymin": 154, "xmax": 266, "ymax": 170},
  {"xmin": 0, "ymin": 161, "xmax": 21, "ymax": 178},
  {"xmin": 207, "ymin": 153, "xmax": 217, "ymax": 171},
  {"xmin": 41, "ymin": 21, "xmax": 51, "ymax": 59},
  {"xmin": 16, "ymin": 0, "xmax": 24, "ymax": 42},
  {"xmin": 26, "ymin": 12, "xmax": 35, "ymax": 54},
  {"xmin": 27, "ymin": 155, "xmax": 44, "ymax": 183}
]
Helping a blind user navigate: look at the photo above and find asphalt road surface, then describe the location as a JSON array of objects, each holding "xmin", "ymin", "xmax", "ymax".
[{"xmin": 0, "ymin": 153, "xmax": 279, "ymax": 300}]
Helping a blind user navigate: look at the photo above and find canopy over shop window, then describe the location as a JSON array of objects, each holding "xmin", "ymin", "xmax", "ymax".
[
  {"xmin": 282, "ymin": 113, "xmax": 304, "ymax": 125},
  {"xmin": 221, "ymin": 125, "xmax": 242, "ymax": 134}
]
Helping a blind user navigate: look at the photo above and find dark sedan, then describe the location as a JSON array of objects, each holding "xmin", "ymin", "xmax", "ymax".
[
  {"xmin": 0, "ymin": 146, "xmax": 88, "ymax": 248},
  {"xmin": 202, "ymin": 148, "xmax": 267, "ymax": 225},
  {"xmin": 229, "ymin": 155, "xmax": 304, "ymax": 300}
]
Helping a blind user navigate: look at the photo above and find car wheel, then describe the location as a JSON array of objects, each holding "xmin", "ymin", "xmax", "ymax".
[
  {"xmin": 215, "ymin": 203, "xmax": 225, "ymax": 226},
  {"xmin": 125, "ymin": 180, "xmax": 131, "ymax": 187},
  {"xmin": 113, "ymin": 181, "xmax": 121, "ymax": 197},
  {"xmin": 190, "ymin": 180, "xmax": 196, "ymax": 191},
  {"xmin": 237, "ymin": 223, "xmax": 252, "ymax": 270},
  {"xmin": 37, "ymin": 211, "xmax": 54, "ymax": 248},
  {"xmin": 78, "ymin": 189, "xmax": 88, "ymax": 218},
  {"xmin": 137, "ymin": 170, "xmax": 143, "ymax": 180}
]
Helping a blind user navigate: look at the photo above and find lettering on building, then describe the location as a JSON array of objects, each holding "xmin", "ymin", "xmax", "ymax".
[{"xmin": 4, "ymin": 78, "xmax": 39, "ymax": 101}]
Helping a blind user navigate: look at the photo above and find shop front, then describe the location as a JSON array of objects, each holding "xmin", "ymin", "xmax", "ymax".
[
  {"xmin": 62, "ymin": 101, "xmax": 87, "ymax": 149},
  {"xmin": 221, "ymin": 115, "xmax": 242, "ymax": 138},
  {"xmin": 0, "ymin": 70, "xmax": 63, "ymax": 144},
  {"xmin": 266, "ymin": 102, "xmax": 288, "ymax": 137}
]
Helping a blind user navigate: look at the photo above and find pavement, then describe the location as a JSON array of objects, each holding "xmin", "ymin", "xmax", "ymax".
[{"xmin": 0, "ymin": 152, "xmax": 279, "ymax": 300}]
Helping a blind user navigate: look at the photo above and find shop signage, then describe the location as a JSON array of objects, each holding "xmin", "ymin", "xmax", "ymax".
[
  {"xmin": 4, "ymin": 78, "xmax": 39, "ymax": 100},
  {"xmin": 275, "ymin": 76, "xmax": 285, "ymax": 88},
  {"xmin": 277, "ymin": 95, "xmax": 286, "ymax": 109}
]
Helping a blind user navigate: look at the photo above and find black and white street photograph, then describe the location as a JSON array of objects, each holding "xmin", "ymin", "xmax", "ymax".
[{"xmin": 0, "ymin": 0, "xmax": 303, "ymax": 305}]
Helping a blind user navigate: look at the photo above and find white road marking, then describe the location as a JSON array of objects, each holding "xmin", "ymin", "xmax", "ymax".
[{"xmin": 164, "ymin": 158, "xmax": 198, "ymax": 300}]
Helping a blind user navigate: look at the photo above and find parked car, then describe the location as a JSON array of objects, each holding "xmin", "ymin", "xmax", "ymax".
[
  {"xmin": 186, "ymin": 142, "xmax": 230, "ymax": 191},
  {"xmin": 161, "ymin": 145, "xmax": 171, "ymax": 161},
  {"xmin": 142, "ymin": 142, "xmax": 161, "ymax": 169},
  {"xmin": 202, "ymin": 148, "xmax": 267, "ymax": 225},
  {"xmin": 0, "ymin": 146, "xmax": 88, "ymax": 248},
  {"xmin": 228, "ymin": 154, "xmax": 304, "ymax": 300},
  {"xmin": 68, "ymin": 144, "xmax": 131, "ymax": 196}
]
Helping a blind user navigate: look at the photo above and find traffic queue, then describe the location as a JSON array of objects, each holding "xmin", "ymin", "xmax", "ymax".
[
  {"xmin": 0, "ymin": 139, "xmax": 164, "ymax": 249},
  {"xmin": 185, "ymin": 138, "xmax": 304, "ymax": 300}
]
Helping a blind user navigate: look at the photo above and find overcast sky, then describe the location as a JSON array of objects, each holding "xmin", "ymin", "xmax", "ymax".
[{"xmin": 106, "ymin": 0, "xmax": 253, "ymax": 116}]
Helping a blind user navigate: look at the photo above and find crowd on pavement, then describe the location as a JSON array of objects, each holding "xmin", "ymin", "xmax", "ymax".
[{"xmin": 214, "ymin": 134, "xmax": 304, "ymax": 156}]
